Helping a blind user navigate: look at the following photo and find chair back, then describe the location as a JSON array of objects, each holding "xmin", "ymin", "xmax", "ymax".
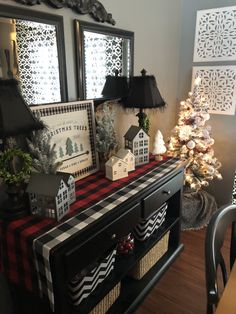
[{"xmin": 205, "ymin": 204, "xmax": 236, "ymax": 314}]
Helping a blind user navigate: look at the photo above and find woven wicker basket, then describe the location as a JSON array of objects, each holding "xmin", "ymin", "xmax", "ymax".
[
  {"xmin": 89, "ymin": 282, "xmax": 121, "ymax": 314},
  {"xmin": 129, "ymin": 231, "xmax": 170, "ymax": 280}
]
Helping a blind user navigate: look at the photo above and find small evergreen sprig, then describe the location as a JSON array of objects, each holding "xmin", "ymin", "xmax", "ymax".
[
  {"xmin": 27, "ymin": 126, "xmax": 62, "ymax": 174},
  {"xmin": 96, "ymin": 103, "xmax": 118, "ymax": 160}
]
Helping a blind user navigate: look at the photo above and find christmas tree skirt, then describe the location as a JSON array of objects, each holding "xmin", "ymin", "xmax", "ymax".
[{"xmin": 181, "ymin": 189, "xmax": 217, "ymax": 230}]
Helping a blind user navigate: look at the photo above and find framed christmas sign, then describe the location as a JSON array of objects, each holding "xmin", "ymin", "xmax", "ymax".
[{"xmin": 31, "ymin": 100, "xmax": 99, "ymax": 180}]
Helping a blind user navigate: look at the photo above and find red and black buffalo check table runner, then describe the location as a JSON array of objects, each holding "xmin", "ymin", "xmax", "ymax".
[{"xmin": 0, "ymin": 157, "xmax": 181, "ymax": 311}]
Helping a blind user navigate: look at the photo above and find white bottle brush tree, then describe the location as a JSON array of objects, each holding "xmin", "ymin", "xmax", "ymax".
[
  {"xmin": 152, "ymin": 130, "xmax": 166, "ymax": 160},
  {"xmin": 167, "ymin": 77, "xmax": 222, "ymax": 191}
]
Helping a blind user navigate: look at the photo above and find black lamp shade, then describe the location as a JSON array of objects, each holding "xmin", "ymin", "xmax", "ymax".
[
  {"xmin": 124, "ymin": 74, "xmax": 165, "ymax": 109},
  {"xmin": 102, "ymin": 75, "xmax": 129, "ymax": 99},
  {"xmin": 0, "ymin": 79, "xmax": 43, "ymax": 138}
]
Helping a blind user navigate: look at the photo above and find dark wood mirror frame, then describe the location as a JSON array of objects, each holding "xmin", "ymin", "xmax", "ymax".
[
  {"xmin": 15, "ymin": 0, "xmax": 115, "ymax": 25},
  {"xmin": 74, "ymin": 20, "xmax": 134, "ymax": 104},
  {"xmin": 0, "ymin": 4, "xmax": 68, "ymax": 104}
]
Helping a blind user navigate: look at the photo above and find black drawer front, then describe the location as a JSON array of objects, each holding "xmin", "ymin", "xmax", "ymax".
[
  {"xmin": 64, "ymin": 202, "xmax": 141, "ymax": 280},
  {"xmin": 142, "ymin": 172, "xmax": 183, "ymax": 219}
]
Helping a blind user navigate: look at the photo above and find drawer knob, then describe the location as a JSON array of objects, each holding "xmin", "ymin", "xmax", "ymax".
[
  {"xmin": 111, "ymin": 234, "xmax": 117, "ymax": 240},
  {"xmin": 163, "ymin": 190, "xmax": 171, "ymax": 195}
]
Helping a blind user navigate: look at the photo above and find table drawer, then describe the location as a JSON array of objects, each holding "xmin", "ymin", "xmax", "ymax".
[
  {"xmin": 64, "ymin": 202, "xmax": 141, "ymax": 280},
  {"xmin": 142, "ymin": 172, "xmax": 183, "ymax": 219}
]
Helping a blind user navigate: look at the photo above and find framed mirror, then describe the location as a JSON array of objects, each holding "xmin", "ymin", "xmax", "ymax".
[
  {"xmin": 75, "ymin": 20, "xmax": 134, "ymax": 101},
  {"xmin": 0, "ymin": 4, "xmax": 68, "ymax": 105}
]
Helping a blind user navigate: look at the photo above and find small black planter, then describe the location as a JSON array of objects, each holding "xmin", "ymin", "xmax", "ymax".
[{"xmin": 0, "ymin": 184, "xmax": 28, "ymax": 221}]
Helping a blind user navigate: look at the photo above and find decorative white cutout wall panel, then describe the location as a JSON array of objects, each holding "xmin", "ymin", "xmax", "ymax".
[
  {"xmin": 192, "ymin": 66, "xmax": 236, "ymax": 115},
  {"xmin": 232, "ymin": 170, "xmax": 236, "ymax": 205},
  {"xmin": 193, "ymin": 6, "xmax": 236, "ymax": 62}
]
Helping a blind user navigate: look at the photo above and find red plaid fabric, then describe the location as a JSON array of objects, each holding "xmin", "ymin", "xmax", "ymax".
[{"xmin": 0, "ymin": 159, "xmax": 163, "ymax": 292}]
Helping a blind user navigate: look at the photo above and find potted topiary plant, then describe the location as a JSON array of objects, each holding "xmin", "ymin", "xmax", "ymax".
[{"xmin": 0, "ymin": 148, "xmax": 32, "ymax": 220}]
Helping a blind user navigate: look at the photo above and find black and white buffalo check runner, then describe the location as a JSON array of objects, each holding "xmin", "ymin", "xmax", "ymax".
[{"xmin": 33, "ymin": 158, "xmax": 181, "ymax": 311}]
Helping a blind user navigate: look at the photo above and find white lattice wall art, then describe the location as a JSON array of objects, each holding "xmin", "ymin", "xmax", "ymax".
[
  {"xmin": 192, "ymin": 66, "xmax": 236, "ymax": 115},
  {"xmin": 193, "ymin": 6, "xmax": 236, "ymax": 62},
  {"xmin": 16, "ymin": 20, "xmax": 61, "ymax": 105},
  {"xmin": 232, "ymin": 170, "xmax": 236, "ymax": 205}
]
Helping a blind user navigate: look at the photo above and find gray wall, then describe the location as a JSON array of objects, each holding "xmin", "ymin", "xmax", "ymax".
[
  {"xmin": 101, "ymin": 0, "xmax": 183, "ymax": 146},
  {"xmin": 179, "ymin": 0, "xmax": 236, "ymax": 205},
  {"xmin": 0, "ymin": 0, "xmax": 182, "ymax": 148}
]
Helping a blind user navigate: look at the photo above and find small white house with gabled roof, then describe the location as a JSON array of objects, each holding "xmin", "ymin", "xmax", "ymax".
[
  {"xmin": 124, "ymin": 125, "xmax": 149, "ymax": 166},
  {"xmin": 105, "ymin": 156, "xmax": 128, "ymax": 181},
  {"xmin": 116, "ymin": 148, "xmax": 135, "ymax": 172}
]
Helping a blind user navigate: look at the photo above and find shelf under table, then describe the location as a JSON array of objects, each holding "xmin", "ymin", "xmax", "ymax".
[
  {"xmin": 71, "ymin": 218, "xmax": 182, "ymax": 314},
  {"xmin": 109, "ymin": 244, "xmax": 184, "ymax": 314}
]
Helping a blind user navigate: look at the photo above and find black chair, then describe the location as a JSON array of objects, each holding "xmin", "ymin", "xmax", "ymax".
[{"xmin": 205, "ymin": 204, "xmax": 236, "ymax": 314}]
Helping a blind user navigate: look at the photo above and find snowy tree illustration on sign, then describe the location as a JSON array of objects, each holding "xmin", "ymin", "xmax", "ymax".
[
  {"xmin": 59, "ymin": 147, "xmax": 64, "ymax": 158},
  {"xmin": 74, "ymin": 143, "xmax": 78, "ymax": 153},
  {"xmin": 66, "ymin": 138, "xmax": 74, "ymax": 156}
]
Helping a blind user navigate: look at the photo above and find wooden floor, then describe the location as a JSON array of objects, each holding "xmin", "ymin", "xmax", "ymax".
[{"xmin": 135, "ymin": 228, "xmax": 230, "ymax": 314}]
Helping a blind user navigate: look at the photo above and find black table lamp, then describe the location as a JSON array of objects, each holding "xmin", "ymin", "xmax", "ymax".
[
  {"xmin": 0, "ymin": 79, "xmax": 43, "ymax": 220},
  {"xmin": 0, "ymin": 79, "xmax": 43, "ymax": 143},
  {"xmin": 102, "ymin": 70, "xmax": 129, "ymax": 100},
  {"xmin": 124, "ymin": 69, "xmax": 165, "ymax": 133}
]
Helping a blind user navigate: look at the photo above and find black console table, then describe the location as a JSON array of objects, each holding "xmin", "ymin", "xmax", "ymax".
[
  {"xmin": 50, "ymin": 159, "xmax": 184, "ymax": 314},
  {"xmin": 0, "ymin": 158, "xmax": 184, "ymax": 314}
]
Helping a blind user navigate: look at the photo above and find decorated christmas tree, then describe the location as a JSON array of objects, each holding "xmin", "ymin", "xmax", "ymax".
[{"xmin": 167, "ymin": 77, "xmax": 222, "ymax": 191}]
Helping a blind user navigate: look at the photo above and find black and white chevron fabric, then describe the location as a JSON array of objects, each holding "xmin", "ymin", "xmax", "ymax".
[
  {"xmin": 68, "ymin": 248, "xmax": 116, "ymax": 306},
  {"xmin": 133, "ymin": 203, "xmax": 168, "ymax": 241},
  {"xmin": 232, "ymin": 170, "xmax": 236, "ymax": 205}
]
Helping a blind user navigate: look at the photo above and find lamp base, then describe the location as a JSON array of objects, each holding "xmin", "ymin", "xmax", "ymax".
[
  {"xmin": 136, "ymin": 110, "xmax": 150, "ymax": 134},
  {"xmin": 0, "ymin": 185, "xmax": 28, "ymax": 221},
  {"xmin": 0, "ymin": 198, "xmax": 27, "ymax": 221}
]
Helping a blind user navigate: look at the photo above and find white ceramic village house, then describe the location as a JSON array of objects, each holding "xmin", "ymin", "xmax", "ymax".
[
  {"xmin": 105, "ymin": 156, "xmax": 128, "ymax": 181},
  {"xmin": 116, "ymin": 148, "xmax": 135, "ymax": 172},
  {"xmin": 124, "ymin": 125, "xmax": 150, "ymax": 166}
]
